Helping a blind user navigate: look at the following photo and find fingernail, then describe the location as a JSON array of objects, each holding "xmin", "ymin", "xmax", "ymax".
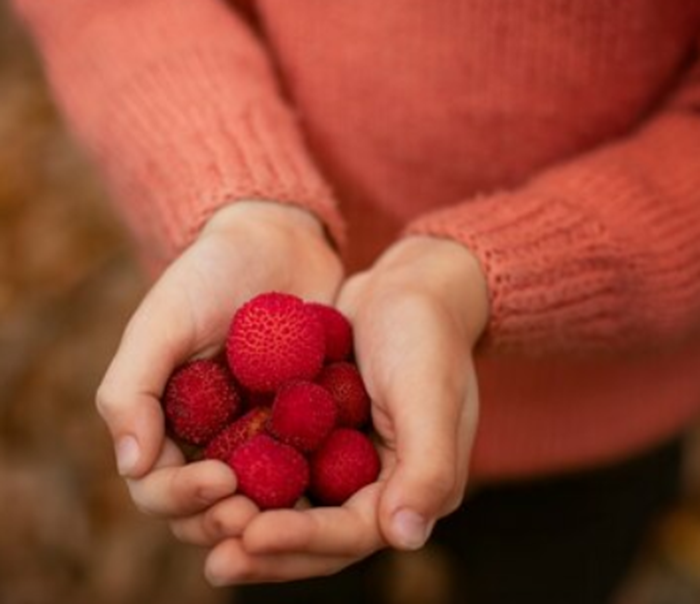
[
  {"xmin": 205, "ymin": 569, "xmax": 227, "ymax": 588},
  {"xmin": 116, "ymin": 435, "xmax": 140, "ymax": 476},
  {"xmin": 205, "ymin": 560, "xmax": 230, "ymax": 587},
  {"xmin": 392, "ymin": 509, "xmax": 432, "ymax": 550}
]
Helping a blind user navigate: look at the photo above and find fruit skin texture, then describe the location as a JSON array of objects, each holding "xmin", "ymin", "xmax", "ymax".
[
  {"xmin": 204, "ymin": 406, "xmax": 271, "ymax": 462},
  {"xmin": 268, "ymin": 381, "xmax": 338, "ymax": 453},
  {"xmin": 310, "ymin": 429, "xmax": 380, "ymax": 506},
  {"xmin": 308, "ymin": 303, "xmax": 353, "ymax": 362},
  {"xmin": 316, "ymin": 362, "xmax": 371, "ymax": 428},
  {"xmin": 229, "ymin": 434, "xmax": 310, "ymax": 509},
  {"xmin": 163, "ymin": 359, "xmax": 241, "ymax": 445},
  {"xmin": 227, "ymin": 292, "xmax": 326, "ymax": 392}
]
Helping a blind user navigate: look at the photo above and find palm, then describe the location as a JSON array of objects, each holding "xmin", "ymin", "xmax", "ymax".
[
  {"xmin": 96, "ymin": 202, "xmax": 343, "ymax": 523},
  {"xmin": 136, "ymin": 214, "xmax": 343, "ymax": 364},
  {"xmin": 340, "ymin": 275, "xmax": 479, "ymax": 523}
]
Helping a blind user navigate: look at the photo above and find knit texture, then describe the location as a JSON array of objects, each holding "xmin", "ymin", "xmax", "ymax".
[
  {"xmin": 13, "ymin": 0, "xmax": 700, "ymax": 479},
  {"xmin": 13, "ymin": 0, "xmax": 345, "ymax": 265}
]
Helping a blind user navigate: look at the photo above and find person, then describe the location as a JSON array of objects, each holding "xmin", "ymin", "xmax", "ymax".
[{"xmin": 12, "ymin": 0, "xmax": 700, "ymax": 602}]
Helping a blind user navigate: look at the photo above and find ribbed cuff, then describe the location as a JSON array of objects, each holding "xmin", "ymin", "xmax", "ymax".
[
  {"xmin": 21, "ymin": 0, "xmax": 345, "ymax": 266},
  {"xmin": 407, "ymin": 110, "xmax": 700, "ymax": 354},
  {"xmin": 406, "ymin": 190, "xmax": 633, "ymax": 353},
  {"xmin": 68, "ymin": 49, "xmax": 344, "ymax": 265},
  {"xmin": 103, "ymin": 87, "xmax": 345, "ymax": 265}
]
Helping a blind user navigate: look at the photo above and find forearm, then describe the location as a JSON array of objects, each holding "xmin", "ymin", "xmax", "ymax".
[
  {"xmin": 12, "ymin": 0, "xmax": 345, "ymax": 268},
  {"xmin": 407, "ymin": 64, "xmax": 700, "ymax": 355}
]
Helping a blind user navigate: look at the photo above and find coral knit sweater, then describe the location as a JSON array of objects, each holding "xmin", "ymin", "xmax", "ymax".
[{"xmin": 14, "ymin": 0, "xmax": 700, "ymax": 481}]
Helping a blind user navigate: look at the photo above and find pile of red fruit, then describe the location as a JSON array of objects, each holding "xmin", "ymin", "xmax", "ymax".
[{"xmin": 162, "ymin": 292, "xmax": 380, "ymax": 510}]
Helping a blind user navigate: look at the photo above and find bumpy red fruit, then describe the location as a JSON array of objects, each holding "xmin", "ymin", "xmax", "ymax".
[
  {"xmin": 308, "ymin": 303, "xmax": 353, "ymax": 362},
  {"xmin": 310, "ymin": 429, "xmax": 380, "ymax": 505},
  {"xmin": 163, "ymin": 359, "xmax": 241, "ymax": 445},
  {"xmin": 204, "ymin": 406, "xmax": 271, "ymax": 462},
  {"xmin": 229, "ymin": 434, "xmax": 309, "ymax": 509},
  {"xmin": 227, "ymin": 292, "xmax": 325, "ymax": 392},
  {"xmin": 316, "ymin": 362, "xmax": 371, "ymax": 428},
  {"xmin": 269, "ymin": 381, "xmax": 337, "ymax": 452}
]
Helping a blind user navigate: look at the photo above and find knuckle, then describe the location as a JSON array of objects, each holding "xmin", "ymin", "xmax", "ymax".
[
  {"xmin": 132, "ymin": 498, "xmax": 155, "ymax": 518},
  {"xmin": 169, "ymin": 521, "xmax": 187, "ymax": 542},
  {"xmin": 94, "ymin": 383, "xmax": 119, "ymax": 419},
  {"xmin": 127, "ymin": 478, "xmax": 161, "ymax": 518},
  {"xmin": 204, "ymin": 507, "xmax": 227, "ymax": 539},
  {"xmin": 426, "ymin": 468, "xmax": 458, "ymax": 503}
]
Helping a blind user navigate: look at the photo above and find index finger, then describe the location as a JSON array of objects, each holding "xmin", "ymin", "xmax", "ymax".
[{"xmin": 241, "ymin": 482, "xmax": 385, "ymax": 557}]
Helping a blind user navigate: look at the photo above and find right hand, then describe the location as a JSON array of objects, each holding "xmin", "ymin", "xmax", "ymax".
[{"xmin": 96, "ymin": 201, "xmax": 343, "ymax": 522}]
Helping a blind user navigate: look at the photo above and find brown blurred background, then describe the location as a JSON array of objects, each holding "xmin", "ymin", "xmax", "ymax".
[
  {"xmin": 0, "ymin": 4, "xmax": 224, "ymax": 603},
  {"xmin": 2, "ymin": 3, "xmax": 700, "ymax": 603}
]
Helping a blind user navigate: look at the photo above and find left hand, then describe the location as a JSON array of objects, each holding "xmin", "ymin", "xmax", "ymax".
[{"xmin": 170, "ymin": 236, "xmax": 490, "ymax": 585}]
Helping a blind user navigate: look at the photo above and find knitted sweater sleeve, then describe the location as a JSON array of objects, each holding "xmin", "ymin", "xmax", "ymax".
[
  {"xmin": 407, "ymin": 51, "xmax": 700, "ymax": 355},
  {"xmin": 12, "ymin": 0, "xmax": 345, "ymax": 267}
]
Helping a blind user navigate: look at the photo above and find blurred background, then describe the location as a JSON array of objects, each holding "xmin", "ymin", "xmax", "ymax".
[
  {"xmin": 0, "ymin": 4, "xmax": 223, "ymax": 604},
  {"xmin": 2, "ymin": 3, "xmax": 700, "ymax": 603}
]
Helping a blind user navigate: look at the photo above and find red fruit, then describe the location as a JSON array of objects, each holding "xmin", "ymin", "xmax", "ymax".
[
  {"xmin": 227, "ymin": 292, "xmax": 325, "ymax": 392},
  {"xmin": 163, "ymin": 359, "xmax": 241, "ymax": 445},
  {"xmin": 310, "ymin": 429, "xmax": 380, "ymax": 505},
  {"xmin": 316, "ymin": 362, "xmax": 371, "ymax": 428},
  {"xmin": 204, "ymin": 406, "xmax": 272, "ymax": 462},
  {"xmin": 229, "ymin": 434, "xmax": 309, "ymax": 509},
  {"xmin": 269, "ymin": 381, "xmax": 337, "ymax": 452},
  {"xmin": 308, "ymin": 303, "xmax": 353, "ymax": 362}
]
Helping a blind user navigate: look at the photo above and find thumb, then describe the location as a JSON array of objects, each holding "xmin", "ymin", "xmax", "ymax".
[
  {"xmin": 375, "ymin": 351, "xmax": 472, "ymax": 551},
  {"xmin": 96, "ymin": 378, "xmax": 165, "ymax": 479}
]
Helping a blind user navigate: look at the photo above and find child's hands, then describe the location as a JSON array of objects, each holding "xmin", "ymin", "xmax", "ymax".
[
  {"xmin": 171, "ymin": 236, "xmax": 489, "ymax": 585},
  {"xmin": 95, "ymin": 201, "xmax": 343, "ymax": 523}
]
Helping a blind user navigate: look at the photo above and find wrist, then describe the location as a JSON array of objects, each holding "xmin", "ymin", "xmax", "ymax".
[
  {"xmin": 201, "ymin": 200, "xmax": 326, "ymax": 241},
  {"xmin": 197, "ymin": 199, "xmax": 343, "ymax": 298},
  {"xmin": 376, "ymin": 236, "xmax": 490, "ymax": 343}
]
